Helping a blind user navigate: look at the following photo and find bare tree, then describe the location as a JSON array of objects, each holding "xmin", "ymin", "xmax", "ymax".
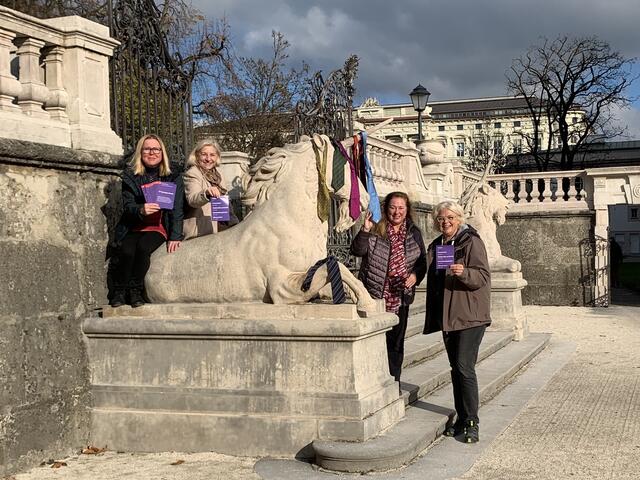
[
  {"xmin": 461, "ymin": 121, "xmax": 509, "ymax": 174},
  {"xmin": 195, "ymin": 31, "xmax": 310, "ymax": 159},
  {"xmin": 507, "ymin": 35, "xmax": 637, "ymax": 170}
]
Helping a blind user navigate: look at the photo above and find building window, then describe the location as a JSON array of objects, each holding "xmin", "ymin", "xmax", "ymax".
[
  {"xmin": 494, "ymin": 122, "xmax": 501, "ymax": 129},
  {"xmin": 513, "ymin": 138, "xmax": 522, "ymax": 154},
  {"xmin": 630, "ymin": 234, "xmax": 640, "ymax": 254},
  {"xmin": 513, "ymin": 121, "xmax": 521, "ymax": 127},
  {"xmin": 456, "ymin": 142, "xmax": 465, "ymax": 157},
  {"xmin": 457, "ymin": 125, "xmax": 464, "ymax": 131},
  {"xmin": 475, "ymin": 123, "xmax": 482, "ymax": 130},
  {"xmin": 493, "ymin": 139, "xmax": 503, "ymax": 156},
  {"xmin": 572, "ymin": 116, "xmax": 578, "ymax": 124},
  {"xmin": 385, "ymin": 135, "xmax": 402, "ymax": 143},
  {"xmin": 438, "ymin": 125, "xmax": 445, "ymax": 131},
  {"xmin": 630, "ymin": 207, "xmax": 639, "ymax": 221}
]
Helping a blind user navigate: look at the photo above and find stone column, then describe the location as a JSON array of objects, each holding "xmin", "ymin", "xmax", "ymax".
[
  {"xmin": 43, "ymin": 46, "xmax": 68, "ymax": 121},
  {"xmin": 15, "ymin": 37, "xmax": 49, "ymax": 118},
  {"xmin": 0, "ymin": 29, "xmax": 21, "ymax": 111}
]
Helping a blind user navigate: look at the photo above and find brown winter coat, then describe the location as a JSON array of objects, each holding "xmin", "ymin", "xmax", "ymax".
[
  {"xmin": 182, "ymin": 165, "xmax": 229, "ymax": 240},
  {"xmin": 423, "ymin": 225, "xmax": 492, "ymax": 334},
  {"xmin": 350, "ymin": 220, "xmax": 427, "ymax": 306}
]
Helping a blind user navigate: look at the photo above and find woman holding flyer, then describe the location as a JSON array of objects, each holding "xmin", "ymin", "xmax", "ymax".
[
  {"xmin": 110, "ymin": 134, "xmax": 184, "ymax": 308},
  {"xmin": 423, "ymin": 201, "xmax": 491, "ymax": 444},
  {"xmin": 183, "ymin": 139, "xmax": 237, "ymax": 240},
  {"xmin": 350, "ymin": 192, "xmax": 426, "ymax": 384}
]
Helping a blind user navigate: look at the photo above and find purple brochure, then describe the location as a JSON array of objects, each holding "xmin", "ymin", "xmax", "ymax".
[
  {"xmin": 210, "ymin": 194, "xmax": 230, "ymax": 221},
  {"xmin": 141, "ymin": 181, "xmax": 159, "ymax": 203},
  {"xmin": 436, "ymin": 245, "xmax": 455, "ymax": 270},
  {"xmin": 155, "ymin": 182, "xmax": 176, "ymax": 209}
]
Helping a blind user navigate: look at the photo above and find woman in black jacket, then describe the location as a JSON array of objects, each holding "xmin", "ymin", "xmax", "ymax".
[
  {"xmin": 110, "ymin": 134, "xmax": 184, "ymax": 308},
  {"xmin": 350, "ymin": 192, "xmax": 426, "ymax": 382}
]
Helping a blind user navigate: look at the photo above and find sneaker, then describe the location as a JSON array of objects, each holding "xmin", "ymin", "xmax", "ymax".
[
  {"xmin": 443, "ymin": 419, "xmax": 464, "ymax": 437},
  {"xmin": 109, "ymin": 290, "xmax": 127, "ymax": 308},
  {"xmin": 464, "ymin": 420, "xmax": 479, "ymax": 443},
  {"xmin": 130, "ymin": 289, "xmax": 145, "ymax": 308}
]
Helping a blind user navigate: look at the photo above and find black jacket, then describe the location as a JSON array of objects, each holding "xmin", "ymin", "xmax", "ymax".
[
  {"xmin": 114, "ymin": 167, "xmax": 184, "ymax": 245},
  {"xmin": 351, "ymin": 219, "xmax": 427, "ymax": 306}
]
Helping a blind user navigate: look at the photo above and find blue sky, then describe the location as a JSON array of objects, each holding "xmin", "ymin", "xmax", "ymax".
[{"xmin": 194, "ymin": 0, "xmax": 640, "ymax": 138}]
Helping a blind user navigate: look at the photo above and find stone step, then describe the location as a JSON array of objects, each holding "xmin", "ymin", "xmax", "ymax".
[
  {"xmin": 313, "ymin": 332, "xmax": 551, "ymax": 473},
  {"xmin": 402, "ymin": 331, "xmax": 444, "ymax": 369},
  {"xmin": 405, "ymin": 311, "xmax": 425, "ymax": 339},
  {"xmin": 401, "ymin": 330, "xmax": 514, "ymax": 405}
]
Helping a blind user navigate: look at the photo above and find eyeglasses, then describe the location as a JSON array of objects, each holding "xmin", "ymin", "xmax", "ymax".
[
  {"xmin": 142, "ymin": 147, "xmax": 162, "ymax": 155},
  {"xmin": 436, "ymin": 216, "xmax": 457, "ymax": 222}
]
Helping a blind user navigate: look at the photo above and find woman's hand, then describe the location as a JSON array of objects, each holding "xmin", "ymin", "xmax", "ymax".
[
  {"xmin": 450, "ymin": 263, "xmax": 464, "ymax": 276},
  {"xmin": 141, "ymin": 203, "xmax": 160, "ymax": 216},
  {"xmin": 362, "ymin": 210, "xmax": 374, "ymax": 232},
  {"xmin": 167, "ymin": 241, "xmax": 182, "ymax": 253},
  {"xmin": 404, "ymin": 273, "xmax": 417, "ymax": 288},
  {"xmin": 206, "ymin": 185, "xmax": 221, "ymax": 198}
]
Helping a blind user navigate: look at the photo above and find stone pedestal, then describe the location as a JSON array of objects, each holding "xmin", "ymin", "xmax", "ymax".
[
  {"xmin": 490, "ymin": 272, "xmax": 528, "ymax": 340},
  {"xmin": 82, "ymin": 302, "xmax": 404, "ymax": 458}
]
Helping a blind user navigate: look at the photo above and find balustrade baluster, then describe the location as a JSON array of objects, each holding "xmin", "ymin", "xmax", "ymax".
[
  {"xmin": 16, "ymin": 37, "xmax": 49, "ymax": 118},
  {"xmin": 505, "ymin": 179, "xmax": 515, "ymax": 203},
  {"xmin": 43, "ymin": 46, "xmax": 68, "ymax": 121},
  {"xmin": 541, "ymin": 177, "xmax": 551, "ymax": 202},
  {"xmin": 0, "ymin": 29, "xmax": 21, "ymax": 111},
  {"xmin": 567, "ymin": 177, "xmax": 578, "ymax": 202}
]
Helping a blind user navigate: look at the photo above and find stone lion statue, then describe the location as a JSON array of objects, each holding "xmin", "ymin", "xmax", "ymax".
[{"xmin": 462, "ymin": 183, "xmax": 521, "ymax": 273}]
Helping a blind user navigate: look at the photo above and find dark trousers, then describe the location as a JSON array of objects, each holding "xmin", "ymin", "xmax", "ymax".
[
  {"xmin": 387, "ymin": 305, "xmax": 410, "ymax": 382},
  {"xmin": 113, "ymin": 231, "xmax": 164, "ymax": 289},
  {"xmin": 443, "ymin": 325, "xmax": 486, "ymax": 424}
]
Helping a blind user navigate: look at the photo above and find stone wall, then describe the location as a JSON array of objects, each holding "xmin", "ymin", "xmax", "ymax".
[
  {"xmin": 497, "ymin": 210, "xmax": 595, "ymax": 306},
  {"xmin": 0, "ymin": 139, "xmax": 121, "ymax": 475}
]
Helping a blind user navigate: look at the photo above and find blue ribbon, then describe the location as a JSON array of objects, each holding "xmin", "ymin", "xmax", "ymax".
[{"xmin": 360, "ymin": 131, "xmax": 382, "ymax": 223}]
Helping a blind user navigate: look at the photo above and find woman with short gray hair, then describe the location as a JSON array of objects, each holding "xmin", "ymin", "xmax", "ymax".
[{"xmin": 424, "ymin": 201, "xmax": 491, "ymax": 443}]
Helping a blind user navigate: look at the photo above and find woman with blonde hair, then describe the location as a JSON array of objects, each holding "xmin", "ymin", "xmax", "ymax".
[
  {"xmin": 111, "ymin": 134, "xmax": 184, "ymax": 307},
  {"xmin": 423, "ymin": 200, "xmax": 491, "ymax": 444},
  {"xmin": 183, "ymin": 139, "xmax": 237, "ymax": 240}
]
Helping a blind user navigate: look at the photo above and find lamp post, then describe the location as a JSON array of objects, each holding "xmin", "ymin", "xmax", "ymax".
[{"xmin": 409, "ymin": 84, "xmax": 431, "ymax": 142}]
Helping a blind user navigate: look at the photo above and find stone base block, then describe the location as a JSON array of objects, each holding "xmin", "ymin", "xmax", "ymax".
[
  {"xmin": 490, "ymin": 272, "xmax": 529, "ymax": 340},
  {"xmin": 82, "ymin": 302, "xmax": 405, "ymax": 457}
]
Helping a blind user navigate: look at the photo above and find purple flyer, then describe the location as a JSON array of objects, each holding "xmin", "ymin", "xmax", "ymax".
[
  {"xmin": 155, "ymin": 182, "xmax": 176, "ymax": 209},
  {"xmin": 141, "ymin": 181, "xmax": 159, "ymax": 203},
  {"xmin": 436, "ymin": 245, "xmax": 455, "ymax": 269},
  {"xmin": 210, "ymin": 195, "xmax": 230, "ymax": 221}
]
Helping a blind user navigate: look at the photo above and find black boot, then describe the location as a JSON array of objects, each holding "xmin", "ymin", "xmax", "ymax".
[
  {"xmin": 130, "ymin": 288, "xmax": 145, "ymax": 308},
  {"xmin": 443, "ymin": 419, "xmax": 464, "ymax": 437},
  {"xmin": 464, "ymin": 420, "xmax": 479, "ymax": 443},
  {"xmin": 110, "ymin": 289, "xmax": 127, "ymax": 308}
]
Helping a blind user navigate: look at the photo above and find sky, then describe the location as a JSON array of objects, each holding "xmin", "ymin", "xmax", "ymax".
[{"xmin": 194, "ymin": 0, "xmax": 640, "ymax": 138}]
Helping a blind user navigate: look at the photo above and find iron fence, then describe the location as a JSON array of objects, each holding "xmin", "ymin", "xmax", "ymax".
[{"xmin": 107, "ymin": 0, "xmax": 193, "ymax": 162}]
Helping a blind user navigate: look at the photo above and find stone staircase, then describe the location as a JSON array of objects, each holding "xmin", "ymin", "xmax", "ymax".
[{"xmin": 312, "ymin": 302, "xmax": 550, "ymax": 473}]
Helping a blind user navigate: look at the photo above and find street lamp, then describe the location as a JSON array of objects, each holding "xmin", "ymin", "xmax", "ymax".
[{"xmin": 409, "ymin": 84, "xmax": 431, "ymax": 142}]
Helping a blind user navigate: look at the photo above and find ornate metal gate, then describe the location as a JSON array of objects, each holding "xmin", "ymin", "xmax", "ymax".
[
  {"xmin": 294, "ymin": 56, "xmax": 359, "ymax": 268},
  {"xmin": 579, "ymin": 235, "xmax": 609, "ymax": 306},
  {"xmin": 107, "ymin": 0, "xmax": 193, "ymax": 161}
]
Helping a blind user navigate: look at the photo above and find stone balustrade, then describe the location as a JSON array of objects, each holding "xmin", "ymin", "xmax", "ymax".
[
  {"xmin": 0, "ymin": 6, "xmax": 122, "ymax": 154},
  {"xmin": 364, "ymin": 135, "xmax": 436, "ymax": 204},
  {"xmin": 488, "ymin": 170, "xmax": 590, "ymax": 211}
]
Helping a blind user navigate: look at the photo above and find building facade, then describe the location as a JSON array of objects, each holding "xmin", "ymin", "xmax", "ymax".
[{"xmin": 355, "ymin": 96, "xmax": 584, "ymax": 165}]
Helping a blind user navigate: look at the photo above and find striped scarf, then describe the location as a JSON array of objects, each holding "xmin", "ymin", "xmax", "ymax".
[{"xmin": 383, "ymin": 221, "xmax": 408, "ymax": 314}]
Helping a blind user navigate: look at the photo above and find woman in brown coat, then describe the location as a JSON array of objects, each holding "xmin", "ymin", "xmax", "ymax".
[
  {"xmin": 351, "ymin": 192, "xmax": 426, "ymax": 383},
  {"xmin": 183, "ymin": 139, "xmax": 236, "ymax": 240},
  {"xmin": 424, "ymin": 200, "xmax": 491, "ymax": 444}
]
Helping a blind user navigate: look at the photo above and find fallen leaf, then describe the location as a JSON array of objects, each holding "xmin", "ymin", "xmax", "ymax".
[
  {"xmin": 170, "ymin": 459, "xmax": 185, "ymax": 466},
  {"xmin": 81, "ymin": 445, "xmax": 107, "ymax": 455},
  {"xmin": 51, "ymin": 461, "xmax": 67, "ymax": 468}
]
